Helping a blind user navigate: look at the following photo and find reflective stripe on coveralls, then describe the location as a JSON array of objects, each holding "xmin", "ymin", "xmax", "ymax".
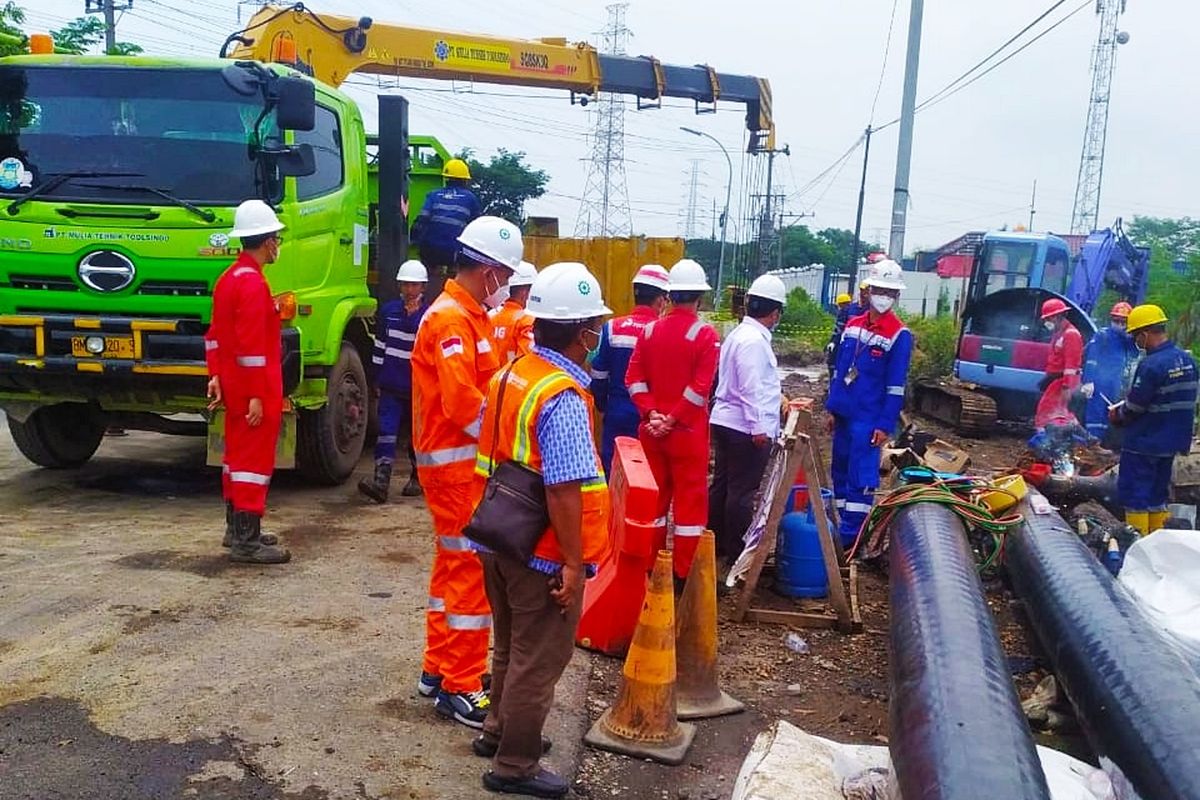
[{"xmin": 591, "ymin": 306, "xmax": 659, "ymax": 473}]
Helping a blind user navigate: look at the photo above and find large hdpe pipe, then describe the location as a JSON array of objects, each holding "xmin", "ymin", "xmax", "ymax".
[
  {"xmin": 1007, "ymin": 496, "xmax": 1200, "ymax": 800},
  {"xmin": 889, "ymin": 503, "xmax": 1052, "ymax": 799}
]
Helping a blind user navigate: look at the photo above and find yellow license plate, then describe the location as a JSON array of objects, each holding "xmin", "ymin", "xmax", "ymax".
[{"xmin": 71, "ymin": 335, "xmax": 135, "ymax": 359}]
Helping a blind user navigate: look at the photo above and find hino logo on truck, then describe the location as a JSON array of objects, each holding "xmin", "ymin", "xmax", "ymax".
[{"xmin": 78, "ymin": 251, "xmax": 136, "ymax": 293}]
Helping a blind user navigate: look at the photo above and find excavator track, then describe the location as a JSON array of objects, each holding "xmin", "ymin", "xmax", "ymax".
[{"xmin": 912, "ymin": 381, "xmax": 999, "ymax": 438}]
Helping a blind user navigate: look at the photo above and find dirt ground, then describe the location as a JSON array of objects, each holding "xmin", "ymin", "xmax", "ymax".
[{"xmin": 0, "ymin": 425, "xmax": 589, "ymax": 800}]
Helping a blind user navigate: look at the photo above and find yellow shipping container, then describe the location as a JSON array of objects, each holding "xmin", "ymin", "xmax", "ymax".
[{"xmin": 524, "ymin": 236, "xmax": 685, "ymax": 317}]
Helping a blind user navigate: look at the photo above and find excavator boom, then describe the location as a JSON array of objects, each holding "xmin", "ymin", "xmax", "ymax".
[{"xmin": 225, "ymin": 3, "xmax": 774, "ymax": 151}]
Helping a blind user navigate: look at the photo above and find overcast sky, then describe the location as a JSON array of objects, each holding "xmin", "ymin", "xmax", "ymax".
[{"xmin": 26, "ymin": 0, "xmax": 1198, "ymax": 256}]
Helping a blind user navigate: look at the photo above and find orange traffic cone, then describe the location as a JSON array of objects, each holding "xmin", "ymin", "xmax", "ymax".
[
  {"xmin": 676, "ymin": 531, "xmax": 744, "ymax": 720},
  {"xmin": 584, "ymin": 550, "xmax": 696, "ymax": 765}
]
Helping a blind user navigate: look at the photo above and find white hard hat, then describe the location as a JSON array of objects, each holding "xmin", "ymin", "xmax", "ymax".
[
  {"xmin": 526, "ymin": 262, "xmax": 613, "ymax": 321},
  {"xmin": 747, "ymin": 274, "xmax": 787, "ymax": 305},
  {"xmin": 229, "ymin": 199, "xmax": 284, "ymax": 239},
  {"xmin": 396, "ymin": 259, "xmax": 428, "ymax": 282},
  {"xmin": 457, "ymin": 216, "xmax": 523, "ymax": 271},
  {"xmin": 508, "ymin": 260, "xmax": 538, "ymax": 287},
  {"xmin": 864, "ymin": 259, "xmax": 907, "ymax": 291},
  {"xmin": 632, "ymin": 263, "xmax": 670, "ymax": 292},
  {"xmin": 668, "ymin": 259, "xmax": 711, "ymax": 291}
]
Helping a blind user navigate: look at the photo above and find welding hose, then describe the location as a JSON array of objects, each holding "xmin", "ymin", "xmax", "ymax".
[
  {"xmin": 889, "ymin": 502, "xmax": 1052, "ymax": 799},
  {"xmin": 1007, "ymin": 496, "xmax": 1200, "ymax": 800}
]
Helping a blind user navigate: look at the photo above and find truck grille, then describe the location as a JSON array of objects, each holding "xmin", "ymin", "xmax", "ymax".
[
  {"xmin": 137, "ymin": 281, "xmax": 210, "ymax": 298},
  {"xmin": 7, "ymin": 275, "xmax": 79, "ymax": 292}
]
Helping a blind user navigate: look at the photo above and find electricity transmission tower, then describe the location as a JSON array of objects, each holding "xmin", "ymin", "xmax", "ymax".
[
  {"xmin": 238, "ymin": 0, "xmax": 271, "ymax": 23},
  {"xmin": 1070, "ymin": 0, "xmax": 1129, "ymax": 234},
  {"xmin": 681, "ymin": 159, "xmax": 702, "ymax": 239},
  {"xmin": 575, "ymin": 3, "xmax": 632, "ymax": 238}
]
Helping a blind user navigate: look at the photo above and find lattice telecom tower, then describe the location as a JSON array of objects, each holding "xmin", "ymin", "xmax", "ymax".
[
  {"xmin": 1070, "ymin": 0, "xmax": 1129, "ymax": 234},
  {"xmin": 574, "ymin": 3, "xmax": 632, "ymax": 238},
  {"xmin": 681, "ymin": 159, "xmax": 702, "ymax": 239}
]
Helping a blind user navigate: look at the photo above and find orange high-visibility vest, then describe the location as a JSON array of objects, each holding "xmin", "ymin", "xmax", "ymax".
[
  {"xmin": 412, "ymin": 279, "xmax": 501, "ymax": 484},
  {"xmin": 489, "ymin": 299, "xmax": 534, "ymax": 363},
  {"xmin": 474, "ymin": 353, "xmax": 611, "ymax": 566}
]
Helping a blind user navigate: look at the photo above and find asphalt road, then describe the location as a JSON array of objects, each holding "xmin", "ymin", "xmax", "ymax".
[{"xmin": 0, "ymin": 423, "xmax": 590, "ymax": 800}]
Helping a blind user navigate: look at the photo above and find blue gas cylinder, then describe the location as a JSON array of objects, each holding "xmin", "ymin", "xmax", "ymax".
[{"xmin": 775, "ymin": 485, "xmax": 836, "ymax": 598}]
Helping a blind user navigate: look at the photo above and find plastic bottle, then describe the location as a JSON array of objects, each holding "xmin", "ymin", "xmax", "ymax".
[
  {"xmin": 1104, "ymin": 536, "xmax": 1123, "ymax": 577},
  {"xmin": 784, "ymin": 632, "xmax": 810, "ymax": 654}
]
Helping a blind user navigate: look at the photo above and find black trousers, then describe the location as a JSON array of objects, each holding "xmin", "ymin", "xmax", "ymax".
[{"xmin": 708, "ymin": 423, "xmax": 772, "ymax": 561}]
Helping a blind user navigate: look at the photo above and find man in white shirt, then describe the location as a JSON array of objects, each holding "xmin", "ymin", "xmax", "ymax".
[{"xmin": 708, "ymin": 274, "xmax": 787, "ymax": 563}]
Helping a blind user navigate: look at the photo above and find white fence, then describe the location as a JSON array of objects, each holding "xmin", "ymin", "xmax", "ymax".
[{"xmin": 768, "ymin": 265, "xmax": 967, "ymax": 318}]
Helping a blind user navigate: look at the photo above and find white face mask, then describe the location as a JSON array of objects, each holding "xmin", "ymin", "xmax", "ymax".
[
  {"xmin": 1043, "ymin": 320, "xmax": 1056, "ymax": 332},
  {"xmin": 869, "ymin": 294, "xmax": 895, "ymax": 314},
  {"xmin": 483, "ymin": 271, "xmax": 510, "ymax": 309}
]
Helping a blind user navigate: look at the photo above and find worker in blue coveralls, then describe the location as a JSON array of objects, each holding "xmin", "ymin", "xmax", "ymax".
[
  {"xmin": 1109, "ymin": 304, "xmax": 1198, "ymax": 537},
  {"xmin": 1080, "ymin": 301, "xmax": 1139, "ymax": 448},
  {"xmin": 589, "ymin": 263, "xmax": 670, "ymax": 473},
  {"xmin": 826, "ymin": 259, "xmax": 913, "ymax": 549},
  {"xmin": 358, "ymin": 259, "xmax": 431, "ymax": 503},
  {"xmin": 826, "ymin": 282, "xmax": 869, "ymax": 378},
  {"xmin": 411, "ymin": 158, "xmax": 482, "ymax": 273}
]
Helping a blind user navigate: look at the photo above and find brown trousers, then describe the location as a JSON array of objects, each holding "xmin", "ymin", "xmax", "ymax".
[{"xmin": 480, "ymin": 553, "xmax": 582, "ymax": 779}]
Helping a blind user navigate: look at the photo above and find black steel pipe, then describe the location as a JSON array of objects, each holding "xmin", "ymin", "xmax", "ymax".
[
  {"xmin": 889, "ymin": 503, "xmax": 1052, "ymax": 800},
  {"xmin": 1007, "ymin": 497, "xmax": 1200, "ymax": 800}
]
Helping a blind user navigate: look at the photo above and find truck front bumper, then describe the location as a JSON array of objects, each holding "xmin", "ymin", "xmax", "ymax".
[{"xmin": 0, "ymin": 314, "xmax": 301, "ymax": 406}]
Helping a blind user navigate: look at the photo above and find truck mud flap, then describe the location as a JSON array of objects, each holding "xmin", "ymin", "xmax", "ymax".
[
  {"xmin": 1007, "ymin": 494, "xmax": 1200, "ymax": 800},
  {"xmin": 205, "ymin": 409, "xmax": 297, "ymax": 470},
  {"xmin": 889, "ymin": 502, "xmax": 1051, "ymax": 799}
]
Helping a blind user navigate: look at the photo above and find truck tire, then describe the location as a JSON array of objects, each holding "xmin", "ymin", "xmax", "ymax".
[
  {"xmin": 6, "ymin": 403, "xmax": 105, "ymax": 469},
  {"xmin": 297, "ymin": 342, "xmax": 369, "ymax": 485}
]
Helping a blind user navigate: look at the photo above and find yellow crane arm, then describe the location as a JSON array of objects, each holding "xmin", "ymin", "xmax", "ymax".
[{"xmin": 224, "ymin": 3, "xmax": 774, "ymax": 151}]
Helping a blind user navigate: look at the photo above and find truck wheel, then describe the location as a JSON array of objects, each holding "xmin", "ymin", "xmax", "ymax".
[
  {"xmin": 297, "ymin": 342, "xmax": 369, "ymax": 485},
  {"xmin": 6, "ymin": 403, "xmax": 105, "ymax": 469}
]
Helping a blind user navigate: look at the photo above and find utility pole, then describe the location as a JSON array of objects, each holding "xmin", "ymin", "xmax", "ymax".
[
  {"xmin": 888, "ymin": 0, "xmax": 924, "ymax": 262},
  {"xmin": 1028, "ymin": 179, "xmax": 1037, "ymax": 231},
  {"xmin": 85, "ymin": 0, "xmax": 132, "ymax": 53},
  {"xmin": 755, "ymin": 146, "xmax": 790, "ymax": 277},
  {"xmin": 848, "ymin": 126, "xmax": 873, "ymax": 294}
]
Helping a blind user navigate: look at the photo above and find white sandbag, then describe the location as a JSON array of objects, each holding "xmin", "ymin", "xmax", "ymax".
[
  {"xmin": 1118, "ymin": 529, "xmax": 1200, "ymax": 664},
  {"xmin": 731, "ymin": 721, "xmax": 1115, "ymax": 800}
]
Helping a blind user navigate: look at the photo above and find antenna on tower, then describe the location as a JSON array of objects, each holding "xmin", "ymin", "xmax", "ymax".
[
  {"xmin": 1070, "ymin": 0, "xmax": 1130, "ymax": 234},
  {"xmin": 574, "ymin": 3, "xmax": 633, "ymax": 238}
]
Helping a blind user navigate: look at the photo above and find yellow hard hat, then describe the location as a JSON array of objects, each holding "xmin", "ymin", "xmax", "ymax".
[
  {"xmin": 1126, "ymin": 304, "xmax": 1168, "ymax": 334},
  {"xmin": 442, "ymin": 158, "xmax": 472, "ymax": 180},
  {"xmin": 835, "ymin": 293, "xmax": 852, "ymax": 305},
  {"xmin": 858, "ymin": 281, "xmax": 869, "ymax": 291}
]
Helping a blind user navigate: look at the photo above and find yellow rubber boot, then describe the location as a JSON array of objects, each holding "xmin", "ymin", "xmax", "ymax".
[
  {"xmin": 1148, "ymin": 510, "xmax": 1170, "ymax": 534},
  {"xmin": 1126, "ymin": 510, "xmax": 1150, "ymax": 536}
]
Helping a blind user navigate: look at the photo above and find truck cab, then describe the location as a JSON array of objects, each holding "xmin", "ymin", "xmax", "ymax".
[{"xmin": 0, "ymin": 54, "xmax": 405, "ymax": 482}]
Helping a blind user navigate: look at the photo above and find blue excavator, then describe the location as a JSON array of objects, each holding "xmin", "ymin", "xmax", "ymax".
[{"xmin": 911, "ymin": 219, "xmax": 1149, "ymax": 436}]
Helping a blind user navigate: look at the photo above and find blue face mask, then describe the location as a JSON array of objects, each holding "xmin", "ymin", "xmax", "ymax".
[{"xmin": 585, "ymin": 328, "xmax": 602, "ymax": 361}]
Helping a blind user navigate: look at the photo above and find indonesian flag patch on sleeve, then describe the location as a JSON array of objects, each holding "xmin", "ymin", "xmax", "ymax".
[{"xmin": 440, "ymin": 336, "xmax": 465, "ymax": 358}]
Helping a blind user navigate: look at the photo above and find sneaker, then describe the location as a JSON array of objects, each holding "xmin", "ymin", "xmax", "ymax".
[
  {"xmin": 472, "ymin": 734, "xmax": 551, "ymax": 758},
  {"xmin": 417, "ymin": 672, "xmax": 442, "ymax": 698},
  {"xmin": 435, "ymin": 689, "xmax": 490, "ymax": 729},
  {"xmin": 482, "ymin": 767, "xmax": 568, "ymax": 798}
]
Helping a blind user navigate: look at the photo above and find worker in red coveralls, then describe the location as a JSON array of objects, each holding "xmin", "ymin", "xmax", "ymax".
[
  {"xmin": 1034, "ymin": 298, "xmax": 1084, "ymax": 430},
  {"xmin": 625, "ymin": 258, "xmax": 720, "ymax": 586},
  {"xmin": 204, "ymin": 199, "xmax": 291, "ymax": 565}
]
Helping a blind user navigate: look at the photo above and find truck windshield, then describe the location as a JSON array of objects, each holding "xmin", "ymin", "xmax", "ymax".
[{"xmin": 0, "ymin": 65, "xmax": 277, "ymax": 206}]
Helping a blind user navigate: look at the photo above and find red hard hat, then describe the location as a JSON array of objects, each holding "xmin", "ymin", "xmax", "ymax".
[
  {"xmin": 1040, "ymin": 298, "xmax": 1068, "ymax": 320},
  {"xmin": 866, "ymin": 252, "xmax": 888, "ymax": 264},
  {"xmin": 1110, "ymin": 301, "xmax": 1133, "ymax": 319}
]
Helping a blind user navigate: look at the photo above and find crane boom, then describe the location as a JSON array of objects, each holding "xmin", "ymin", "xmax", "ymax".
[{"xmin": 224, "ymin": 3, "xmax": 774, "ymax": 152}]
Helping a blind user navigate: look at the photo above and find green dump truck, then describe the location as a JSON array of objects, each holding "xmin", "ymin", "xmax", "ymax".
[{"xmin": 0, "ymin": 53, "xmax": 443, "ymax": 482}]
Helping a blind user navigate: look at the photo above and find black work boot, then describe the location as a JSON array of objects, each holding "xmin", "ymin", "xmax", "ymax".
[
  {"xmin": 357, "ymin": 460, "xmax": 393, "ymax": 504},
  {"xmin": 223, "ymin": 501, "xmax": 278, "ymax": 547},
  {"xmin": 229, "ymin": 511, "xmax": 291, "ymax": 565},
  {"xmin": 400, "ymin": 469, "xmax": 423, "ymax": 497}
]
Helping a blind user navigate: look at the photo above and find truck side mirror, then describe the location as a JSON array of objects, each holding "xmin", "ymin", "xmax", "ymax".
[
  {"xmin": 275, "ymin": 77, "xmax": 315, "ymax": 131},
  {"xmin": 276, "ymin": 143, "xmax": 316, "ymax": 178}
]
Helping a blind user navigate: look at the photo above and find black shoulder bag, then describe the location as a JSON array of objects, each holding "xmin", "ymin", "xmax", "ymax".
[{"xmin": 463, "ymin": 359, "xmax": 549, "ymax": 561}]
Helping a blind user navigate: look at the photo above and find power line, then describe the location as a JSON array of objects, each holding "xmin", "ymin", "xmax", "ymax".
[{"xmin": 868, "ymin": 0, "xmax": 901, "ymax": 124}]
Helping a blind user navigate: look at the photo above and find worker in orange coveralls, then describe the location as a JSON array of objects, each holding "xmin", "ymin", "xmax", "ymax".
[
  {"xmin": 489, "ymin": 260, "xmax": 537, "ymax": 362},
  {"xmin": 625, "ymin": 258, "xmax": 720, "ymax": 585},
  {"xmin": 411, "ymin": 215, "xmax": 523, "ymax": 729},
  {"xmin": 1034, "ymin": 298, "xmax": 1084, "ymax": 429},
  {"xmin": 204, "ymin": 199, "xmax": 290, "ymax": 565}
]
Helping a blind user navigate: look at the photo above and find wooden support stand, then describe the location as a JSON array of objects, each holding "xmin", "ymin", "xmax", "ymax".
[{"xmin": 731, "ymin": 403, "xmax": 861, "ymax": 633}]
